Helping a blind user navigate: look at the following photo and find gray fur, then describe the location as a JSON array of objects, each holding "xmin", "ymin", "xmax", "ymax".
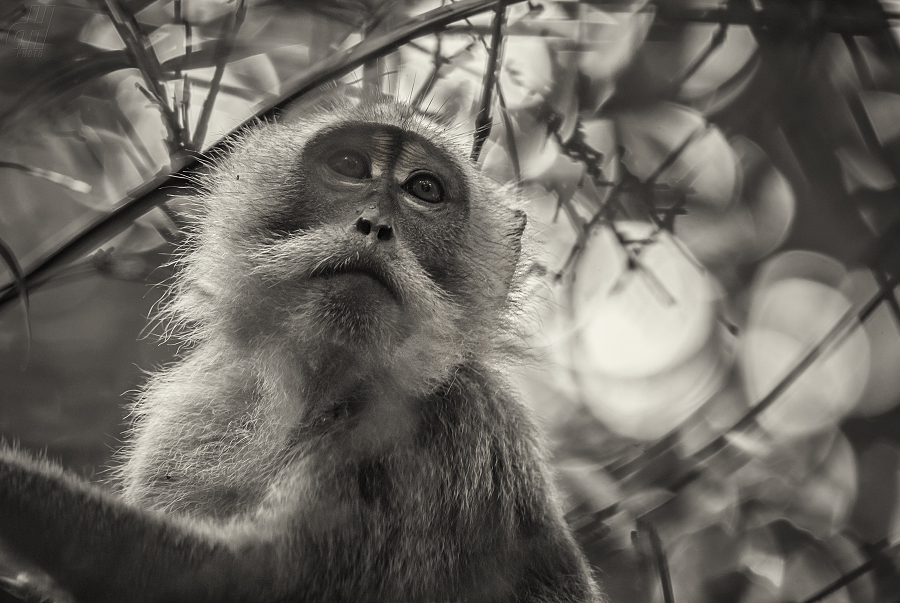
[{"xmin": 0, "ymin": 100, "xmax": 601, "ymax": 603}]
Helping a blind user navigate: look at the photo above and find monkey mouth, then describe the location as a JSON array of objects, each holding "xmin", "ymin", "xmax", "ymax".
[{"xmin": 309, "ymin": 258, "xmax": 401, "ymax": 302}]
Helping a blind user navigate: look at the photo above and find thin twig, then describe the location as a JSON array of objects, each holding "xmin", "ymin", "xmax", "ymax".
[
  {"xmin": 413, "ymin": 37, "xmax": 480, "ymax": 108},
  {"xmin": 97, "ymin": 0, "xmax": 187, "ymax": 153},
  {"xmin": 654, "ymin": 4, "xmax": 900, "ymax": 34},
  {"xmin": 647, "ymin": 127, "xmax": 706, "ymax": 187},
  {"xmin": 668, "ymin": 22, "xmax": 728, "ymax": 94},
  {"xmin": 494, "ymin": 83, "xmax": 522, "ymax": 185},
  {"xmin": 795, "ymin": 541, "xmax": 898, "ymax": 603},
  {"xmin": 640, "ymin": 521, "xmax": 675, "ymax": 603},
  {"xmin": 575, "ymin": 270, "xmax": 900, "ymax": 529},
  {"xmin": 413, "ymin": 35, "xmax": 444, "ymax": 108},
  {"xmin": 175, "ymin": 0, "xmax": 193, "ymax": 141},
  {"xmin": 0, "ymin": 162, "xmax": 90, "ymax": 193},
  {"xmin": 875, "ymin": 268, "xmax": 900, "ymax": 328},
  {"xmin": 192, "ymin": 0, "xmax": 247, "ymax": 150},
  {"xmin": 0, "ymin": 235, "xmax": 30, "ymax": 363},
  {"xmin": 0, "ymin": 0, "xmax": 527, "ymax": 311},
  {"xmin": 606, "ymin": 225, "xmax": 676, "ymax": 306},
  {"xmin": 0, "ymin": 169, "xmax": 183, "ymax": 309},
  {"xmin": 670, "ymin": 270, "xmax": 900, "ymax": 487},
  {"xmin": 471, "ymin": 0, "xmax": 507, "ymax": 162},
  {"xmin": 554, "ymin": 198, "xmax": 610, "ymax": 282}
]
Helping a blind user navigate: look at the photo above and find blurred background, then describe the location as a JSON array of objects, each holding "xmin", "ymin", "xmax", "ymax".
[{"xmin": 1, "ymin": 0, "xmax": 900, "ymax": 601}]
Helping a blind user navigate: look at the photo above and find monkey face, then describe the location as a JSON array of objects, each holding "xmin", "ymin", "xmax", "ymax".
[
  {"xmin": 178, "ymin": 102, "xmax": 523, "ymax": 371},
  {"xmin": 300, "ymin": 123, "xmax": 468, "ymax": 287},
  {"xmin": 253, "ymin": 122, "xmax": 472, "ymax": 347}
]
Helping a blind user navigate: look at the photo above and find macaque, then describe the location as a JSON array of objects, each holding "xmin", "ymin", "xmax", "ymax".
[{"xmin": 0, "ymin": 99, "xmax": 602, "ymax": 603}]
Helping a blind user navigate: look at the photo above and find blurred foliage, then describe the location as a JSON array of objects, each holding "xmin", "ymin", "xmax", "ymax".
[{"xmin": 2, "ymin": 0, "xmax": 900, "ymax": 602}]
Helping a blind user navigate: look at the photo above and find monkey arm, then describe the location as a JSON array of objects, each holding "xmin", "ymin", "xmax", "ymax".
[{"xmin": 0, "ymin": 448, "xmax": 280, "ymax": 603}]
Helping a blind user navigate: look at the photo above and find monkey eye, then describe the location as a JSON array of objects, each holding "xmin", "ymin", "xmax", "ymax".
[
  {"xmin": 403, "ymin": 173, "xmax": 444, "ymax": 204},
  {"xmin": 327, "ymin": 150, "xmax": 370, "ymax": 179}
]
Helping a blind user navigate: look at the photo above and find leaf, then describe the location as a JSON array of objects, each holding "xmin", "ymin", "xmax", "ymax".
[
  {"xmin": 635, "ymin": 21, "xmax": 758, "ymax": 108},
  {"xmin": 741, "ymin": 252, "xmax": 870, "ymax": 440},
  {"xmin": 859, "ymin": 90, "xmax": 900, "ymax": 146},
  {"xmin": 78, "ymin": 11, "xmax": 126, "ymax": 51},
  {"xmin": 779, "ymin": 544, "xmax": 852, "ymax": 603},
  {"xmin": 497, "ymin": 36, "xmax": 553, "ymax": 110},
  {"xmin": 739, "ymin": 525, "xmax": 785, "ymax": 589},
  {"xmin": 573, "ymin": 222, "xmax": 717, "ymax": 378},
  {"xmin": 667, "ymin": 525, "xmax": 743, "ymax": 603},
  {"xmin": 787, "ymin": 432, "xmax": 858, "ymax": 537},
  {"xmin": 575, "ymin": 2, "xmax": 654, "ymax": 84},
  {"xmin": 674, "ymin": 135, "xmax": 795, "ymax": 267},
  {"xmin": 0, "ymin": 235, "xmax": 30, "ymax": 355},
  {"xmin": 856, "ymin": 294, "xmax": 900, "ymax": 416},
  {"xmin": 834, "ymin": 146, "xmax": 896, "ymax": 194},
  {"xmin": 615, "ymin": 102, "xmax": 739, "ymax": 211},
  {"xmin": 680, "ymin": 25, "xmax": 757, "ymax": 102},
  {"xmin": 540, "ymin": 152, "xmax": 586, "ymax": 208},
  {"xmin": 222, "ymin": 53, "xmax": 281, "ymax": 97},
  {"xmin": 851, "ymin": 440, "xmax": 900, "ymax": 543},
  {"xmin": 488, "ymin": 106, "xmax": 560, "ymax": 181},
  {"xmin": 571, "ymin": 223, "xmax": 729, "ymax": 440}
]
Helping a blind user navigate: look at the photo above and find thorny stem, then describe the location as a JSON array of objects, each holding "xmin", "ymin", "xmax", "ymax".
[
  {"xmin": 0, "ymin": 235, "xmax": 30, "ymax": 361},
  {"xmin": 174, "ymin": 0, "xmax": 193, "ymax": 141},
  {"xmin": 554, "ymin": 199, "xmax": 608, "ymax": 281},
  {"xmin": 571, "ymin": 269, "xmax": 900, "ymax": 555},
  {"xmin": 192, "ymin": 0, "xmax": 247, "ymax": 150},
  {"xmin": 0, "ymin": 0, "xmax": 527, "ymax": 311},
  {"xmin": 668, "ymin": 21, "xmax": 728, "ymax": 94},
  {"xmin": 362, "ymin": 4, "xmax": 399, "ymax": 92},
  {"xmin": 98, "ymin": 0, "xmax": 188, "ymax": 154},
  {"xmin": 794, "ymin": 540, "xmax": 899, "ymax": 603},
  {"xmin": 644, "ymin": 522, "xmax": 675, "ymax": 603},
  {"xmin": 654, "ymin": 3, "xmax": 900, "ymax": 33},
  {"xmin": 638, "ymin": 126, "xmax": 705, "ymax": 236},
  {"xmin": 495, "ymin": 83, "xmax": 521, "ymax": 184},
  {"xmin": 471, "ymin": 0, "xmax": 507, "ymax": 162},
  {"xmin": 875, "ymin": 268, "xmax": 900, "ymax": 328},
  {"xmin": 606, "ymin": 226, "xmax": 676, "ymax": 306},
  {"xmin": 412, "ymin": 37, "xmax": 479, "ymax": 109},
  {"xmin": 554, "ymin": 123, "xmax": 704, "ymax": 298},
  {"xmin": 686, "ymin": 271, "xmax": 900, "ymax": 470},
  {"xmin": 412, "ymin": 35, "xmax": 444, "ymax": 108},
  {"xmin": 0, "ymin": 163, "xmax": 89, "ymax": 193}
]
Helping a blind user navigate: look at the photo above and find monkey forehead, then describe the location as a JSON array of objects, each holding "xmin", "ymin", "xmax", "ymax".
[
  {"xmin": 336, "ymin": 100, "xmax": 469, "ymax": 153},
  {"xmin": 304, "ymin": 121, "xmax": 464, "ymax": 180},
  {"xmin": 292, "ymin": 100, "xmax": 469, "ymax": 159}
]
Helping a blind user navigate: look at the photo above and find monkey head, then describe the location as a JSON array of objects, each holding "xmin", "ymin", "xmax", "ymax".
[{"xmin": 168, "ymin": 100, "xmax": 526, "ymax": 388}]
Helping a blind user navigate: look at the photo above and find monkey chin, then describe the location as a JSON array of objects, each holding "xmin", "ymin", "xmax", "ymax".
[{"xmin": 311, "ymin": 272, "xmax": 409, "ymax": 347}]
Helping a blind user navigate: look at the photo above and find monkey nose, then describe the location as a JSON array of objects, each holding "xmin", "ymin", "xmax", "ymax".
[{"xmin": 354, "ymin": 213, "xmax": 394, "ymax": 242}]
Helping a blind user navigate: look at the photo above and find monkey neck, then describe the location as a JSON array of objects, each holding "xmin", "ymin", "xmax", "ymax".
[{"xmin": 239, "ymin": 331, "xmax": 465, "ymax": 411}]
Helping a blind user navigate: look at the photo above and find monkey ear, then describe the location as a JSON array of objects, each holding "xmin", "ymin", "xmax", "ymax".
[
  {"xmin": 495, "ymin": 209, "xmax": 527, "ymax": 303},
  {"xmin": 512, "ymin": 209, "xmax": 527, "ymax": 234},
  {"xmin": 509, "ymin": 209, "xmax": 527, "ymax": 263}
]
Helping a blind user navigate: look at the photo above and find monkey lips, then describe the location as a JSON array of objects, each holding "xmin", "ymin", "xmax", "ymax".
[
  {"xmin": 309, "ymin": 255, "xmax": 402, "ymax": 304},
  {"xmin": 304, "ymin": 251, "xmax": 413, "ymax": 344}
]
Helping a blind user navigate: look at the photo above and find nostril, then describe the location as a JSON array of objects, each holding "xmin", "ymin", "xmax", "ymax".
[
  {"xmin": 356, "ymin": 217, "xmax": 372, "ymax": 236},
  {"xmin": 376, "ymin": 226, "xmax": 393, "ymax": 241}
]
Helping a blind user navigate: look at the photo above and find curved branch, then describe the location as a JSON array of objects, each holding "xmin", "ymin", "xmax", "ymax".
[{"xmin": 0, "ymin": 0, "xmax": 526, "ymax": 311}]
